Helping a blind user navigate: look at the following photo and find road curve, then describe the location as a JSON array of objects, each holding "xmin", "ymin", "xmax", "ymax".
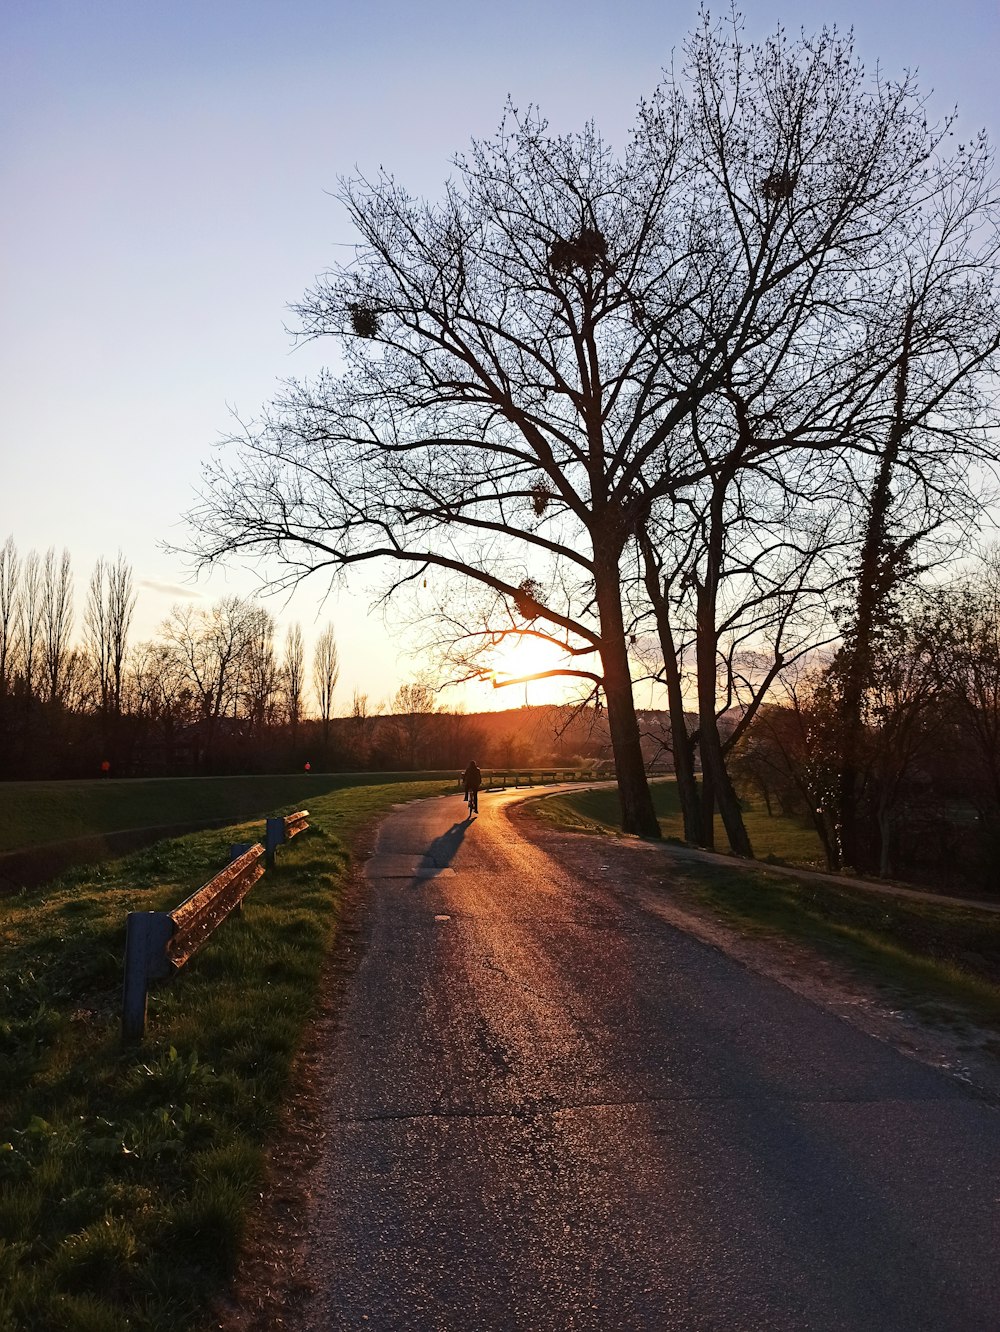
[{"xmin": 302, "ymin": 788, "xmax": 1000, "ymax": 1331}]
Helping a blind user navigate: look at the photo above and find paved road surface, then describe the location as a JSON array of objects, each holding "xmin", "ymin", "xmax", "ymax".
[{"xmin": 302, "ymin": 789, "xmax": 1000, "ymax": 1331}]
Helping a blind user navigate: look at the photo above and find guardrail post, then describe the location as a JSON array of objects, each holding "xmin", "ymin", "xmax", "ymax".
[
  {"xmin": 121, "ymin": 911, "xmax": 175, "ymax": 1043},
  {"xmin": 265, "ymin": 817, "xmax": 284, "ymax": 869}
]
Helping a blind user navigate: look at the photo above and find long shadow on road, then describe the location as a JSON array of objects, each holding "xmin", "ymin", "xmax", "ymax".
[{"xmin": 425, "ymin": 817, "xmax": 475, "ymax": 869}]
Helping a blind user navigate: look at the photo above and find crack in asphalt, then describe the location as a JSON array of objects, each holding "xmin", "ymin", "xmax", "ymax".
[{"xmin": 479, "ymin": 957, "xmax": 555, "ymax": 1005}]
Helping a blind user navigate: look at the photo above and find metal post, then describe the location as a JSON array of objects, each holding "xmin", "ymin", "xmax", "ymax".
[
  {"xmin": 121, "ymin": 911, "xmax": 175, "ymax": 1043},
  {"xmin": 265, "ymin": 816, "xmax": 285, "ymax": 869}
]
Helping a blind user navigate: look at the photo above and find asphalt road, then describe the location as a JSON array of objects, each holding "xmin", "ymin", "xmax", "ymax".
[{"xmin": 302, "ymin": 789, "xmax": 1000, "ymax": 1331}]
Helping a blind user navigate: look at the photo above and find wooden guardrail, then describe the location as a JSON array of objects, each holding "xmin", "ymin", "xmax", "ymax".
[
  {"xmin": 455, "ymin": 770, "xmax": 589, "ymax": 791},
  {"xmin": 121, "ymin": 809, "xmax": 310, "ymax": 1042},
  {"xmin": 265, "ymin": 808, "xmax": 309, "ymax": 868}
]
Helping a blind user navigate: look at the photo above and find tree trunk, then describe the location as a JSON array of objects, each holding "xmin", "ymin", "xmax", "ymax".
[
  {"xmin": 638, "ymin": 532, "xmax": 701, "ymax": 841},
  {"xmin": 698, "ymin": 710, "xmax": 753, "ymax": 857},
  {"xmin": 838, "ymin": 306, "xmax": 914, "ymax": 874},
  {"xmin": 812, "ymin": 808, "xmax": 840, "ymax": 871},
  {"xmin": 684, "ymin": 457, "xmax": 754, "ymax": 858},
  {"xmin": 878, "ymin": 804, "xmax": 893, "ymax": 878},
  {"xmin": 594, "ymin": 551, "xmax": 660, "ymax": 837},
  {"xmin": 837, "ymin": 630, "xmax": 869, "ymax": 872},
  {"xmin": 665, "ymin": 666, "xmax": 702, "ymax": 843},
  {"xmin": 695, "ymin": 590, "xmax": 753, "ymax": 858},
  {"xmin": 698, "ymin": 769, "xmax": 715, "ymax": 849}
]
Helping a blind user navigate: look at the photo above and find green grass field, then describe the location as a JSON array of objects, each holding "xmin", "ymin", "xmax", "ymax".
[
  {"xmin": 533, "ymin": 779, "xmax": 827, "ymax": 864},
  {"xmin": 661, "ymin": 857, "xmax": 1000, "ymax": 1030},
  {"xmin": 0, "ymin": 777, "xmax": 449, "ymax": 1332},
  {"xmin": 0, "ymin": 771, "xmax": 457, "ymax": 854}
]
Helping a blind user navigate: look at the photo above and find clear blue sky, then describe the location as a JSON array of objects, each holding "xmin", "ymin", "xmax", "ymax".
[{"xmin": 2, "ymin": 0, "xmax": 997, "ymax": 708}]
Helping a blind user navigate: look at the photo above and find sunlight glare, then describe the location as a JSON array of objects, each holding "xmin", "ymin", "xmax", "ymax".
[{"xmin": 489, "ymin": 633, "xmax": 577, "ymax": 694}]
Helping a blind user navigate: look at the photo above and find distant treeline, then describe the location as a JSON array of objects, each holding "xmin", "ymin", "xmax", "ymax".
[{"xmin": 0, "ymin": 537, "xmax": 631, "ymax": 780}]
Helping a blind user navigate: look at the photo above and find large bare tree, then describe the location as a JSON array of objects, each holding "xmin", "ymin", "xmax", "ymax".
[
  {"xmin": 633, "ymin": 33, "xmax": 1000, "ymax": 858},
  {"xmin": 185, "ymin": 14, "xmax": 995, "ymax": 835},
  {"xmin": 828, "ymin": 227, "xmax": 1000, "ymax": 869}
]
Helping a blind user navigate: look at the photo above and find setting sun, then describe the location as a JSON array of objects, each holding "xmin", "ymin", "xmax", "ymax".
[{"xmin": 487, "ymin": 632, "xmax": 596, "ymax": 706}]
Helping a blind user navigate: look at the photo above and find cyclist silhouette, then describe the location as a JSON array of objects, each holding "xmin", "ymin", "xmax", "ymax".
[{"xmin": 462, "ymin": 760, "xmax": 482, "ymax": 814}]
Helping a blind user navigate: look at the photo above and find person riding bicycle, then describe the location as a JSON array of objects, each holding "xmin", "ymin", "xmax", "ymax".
[{"xmin": 462, "ymin": 759, "xmax": 482, "ymax": 814}]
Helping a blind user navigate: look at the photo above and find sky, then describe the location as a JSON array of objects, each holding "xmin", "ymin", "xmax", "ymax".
[{"xmin": 2, "ymin": 0, "xmax": 998, "ymax": 712}]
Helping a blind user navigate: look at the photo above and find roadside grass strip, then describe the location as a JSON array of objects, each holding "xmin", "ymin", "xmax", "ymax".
[
  {"xmin": 667, "ymin": 861, "xmax": 1000, "ymax": 1029},
  {"xmin": 0, "ymin": 779, "xmax": 448, "ymax": 1332},
  {"xmin": 534, "ymin": 785, "xmax": 1000, "ymax": 1034},
  {"xmin": 532, "ymin": 780, "xmax": 827, "ymax": 865}
]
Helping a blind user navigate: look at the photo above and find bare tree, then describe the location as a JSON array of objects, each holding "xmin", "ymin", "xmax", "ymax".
[
  {"xmin": 128, "ymin": 638, "xmax": 195, "ymax": 740},
  {"xmin": 350, "ymin": 688, "xmax": 381, "ymax": 767},
  {"xmin": 185, "ymin": 16, "xmax": 994, "ymax": 835},
  {"xmin": 737, "ymin": 605, "xmax": 944, "ymax": 877},
  {"xmin": 85, "ymin": 553, "xmax": 136, "ymax": 719},
  {"xmin": 241, "ymin": 607, "xmax": 279, "ymax": 737},
  {"xmin": 729, "ymin": 669, "xmax": 842, "ymax": 869},
  {"xmin": 0, "ymin": 536, "xmax": 19, "ymax": 700},
  {"xmin": 639, "ymin": 427, "xmax": 850, "ymax": 852},
  {"xmin": 60, "ymin": 647, "xmax": 96, "ymax": 719},
  {"xmin": 863, "ymin": 626, "xmax": 942, "ymax": 877},
  {"xmin": 40, "ymin": 547, "xmax": 74, "ymax": 705},
  {"xmin": 282, "ymin": 623, "xmax": 306, "ymax": 738},
  {"xmin": 823, "ymin": 191, "xmax": 1000, "ymax": 870},
  {"xmin": 629, "ymin": 31, "xmax": 1000, "ymax": 859},
  {"xmin": 392, "ymin": 679, "xmax": 437, "ymax": 769},
  {"xmin": 161, "ymin": 597, "xmax": 258, "ymax": 760},
  {"xmin": 18, "ymin": 550, "xmax": 43, "ymax": 703},
  {"xmin": 312, "ymin": 622, "xmax": 340, "ymax": 746}
]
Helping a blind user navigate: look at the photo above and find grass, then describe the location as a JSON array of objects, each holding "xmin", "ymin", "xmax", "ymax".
[
  {"xmin": 0, "ymin": 770, "xmax": 457, "ymax": 854},
  {"xmin": 532, "ymin": 782, "xmax": 1000, "ymax": 1032},
  {"xmin": 0, "ymin": 777, "xmax": 449, "ymax": 1332},
  {"xmin": 664, "ymin": 859, "xmax": 1000, "ymax": 1028},
  {"xmin": 532, "ymin": 778, "xmax": 827, "ymax": 864}
]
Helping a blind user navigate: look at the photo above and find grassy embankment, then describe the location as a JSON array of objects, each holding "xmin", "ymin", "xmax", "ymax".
[
  {"xmin": 0, "ymin": 771, "xmax": 457, "ymax": 854},
  {"xmin": 534, "ymin": 781, "xmax": 1000, "ymax": 1034},
  {"xmin": 0, "ymin": 776, "xmax": 450, "ymax": 1332}
]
